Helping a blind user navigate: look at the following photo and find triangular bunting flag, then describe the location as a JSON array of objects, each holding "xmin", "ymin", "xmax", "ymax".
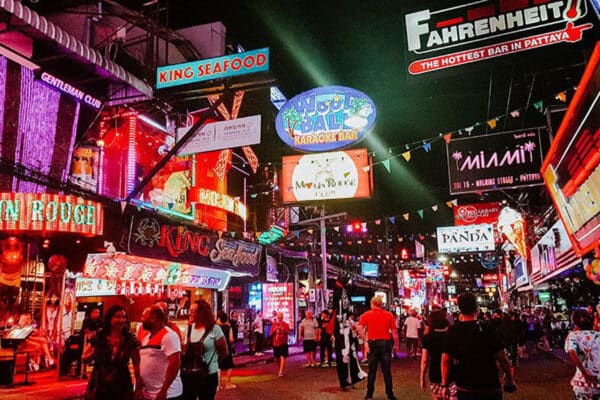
[
  {"xmin": 307, "ymin": 229, "xmax": 313, "ymax": 235},
  {"xmin": 361, "ymin": 222, "xmax": 367, "ymax": 231},
  {"xmin": 476, "ymin": 190, "xmax": 483, "ymax": 195},
  {"xmin": 402, "ymin": 151, "xmax": 411, "ymax": 162},
  {"xmin": 446, "ymin": 200, "xmax": 454, "ymax": 208},
  {"xmin": 422, "ymin": 142, "xmax": 432, "ymax": 152},
  {"xmin": 417, "ymin": 209, "xmax": 424, "ymax": 218},
  {"xmin": 403, "ymin": 213, "xmax": 409, "ymax": 221},
  {"xmin": 333, "ymin": 226, "xmax": 339, "ymax": 232},
  {"xmin": 231, "ymin": 232, "xmax": 236, "ymax": 238},
  {"xmin": 218, "ymin": 231, "xmax": 223, "ymax": 239},
  {"xmin": 453, "ymin": 199, "xmax": 458, "ymax": 206},
  {"xmin": 487, "ymin": 118, "xmax": 497, "ymax": 129},
  {"xmin": 555, "ymin": 91, "xmax": 567, "ymax": 102},
  {"xmin": 533, "ymin": 100, "xmax": 544, "ymax": 113},
  {"xmin": 443, "ymin": 133, "xmax": 452, "ymax": 143},
  {"xmin": 293, "ymin": 231, "xmax": 300, "ymax": 238},
  {"xmin": 382, "ymin": 159, "xmax": 391, "ymax": 172},
  {"xmin": 465, "ymin": 126, "xmax": 474, "ymax": 135},
  {"xmin": 375, "ymin": 219, "xmax": 381, "ymax": 225},
  {"xmin": 363, "ymin": 165, "xmax": 371, "ymax": 172},
  {"xmin": 510, "ymin": 110, "xmax": 520, "ymax": 118},
  {"xmin": 432, "ymin": 205, "xmax": 438, "ymax": 211},
  {"xmin": 120, "ymin": 201, "xmax": 127, "ymax": 213},
  {"xmin": 389, "ymin": 216, "xmax": 396, "ymax": 224}
]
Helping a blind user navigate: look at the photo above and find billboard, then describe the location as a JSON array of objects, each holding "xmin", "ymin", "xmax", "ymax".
[
  {"xmin": 280, "ymin": 148, "xmax": 373, "ymax": 203},
  {"xmin": 405, "ymin": 0, "xmax": 594, "ymax": 75},
  {"xmin": 436, "ymin": 224, "xmax": 495, "ymax": 253},
  {"xmin": 541, "ymin": 42, "xmax": 600, "ymax": 257},
  {"xmin": 447, "ymin": 128, "xmax": 544, "ymax": 195},
  {"xmin": 262, "ymin": 283, "xmax": 294, "ymax": 328},
  {"xmin": 361, "ymin": 262, "xmax": 379, "ymax": 278},
  {"xmin": 178, "ymin": 115, "xmax": 261, "ymax": 155},
  {"xmin": 156, "ymin": 48, "xmax": 269, "ymax": 89},
  {"xmin": 275, "ymin": 86, "xmax": 376, "ymax": 152},
  {"xmin": 454, "ymin": 202, "xmax": 502, "ymax": 226},
  {"xmin": 531, "ymin": 219, "xmax": 573, "ymax": 277}
]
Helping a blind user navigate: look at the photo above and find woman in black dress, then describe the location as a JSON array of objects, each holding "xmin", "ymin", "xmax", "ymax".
[
  {"xmin": 82, "ymin": 305, "xmax": 141, "ymax": 400},
  {"xmin": 217, "ymin": 311, "xmax": 236, "ymax": 390}
]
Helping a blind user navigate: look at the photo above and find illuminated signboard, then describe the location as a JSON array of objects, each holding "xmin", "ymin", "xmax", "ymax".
[
  {"xmin": 0, "ymin": 192, "xmax": 103, "ymax": 236},
  {"xmin": 436, "ymin": 224, "xmax": 495, "ymax": 253},
  {"xmin": 531, "ymin": 219, "xmax": 573, "ymax": 277},
  {"xmin": 75, "ymin": 277, "xmax": 163, "ymax": 297},
  {"xmin": 83, "ymin": 253, "xmax": 231, "ymax": 291},
  {"xmin": 405, "ymin": 0, "xmax": 594, "ymax": 75},
  {"xmin": 275, "ymin": 86, "xmax": 376, "ymax": 152},
  {"xmin": 156, "ymin": 48, "xmax": 269, "ymax": 89},
  {"xmin": 542, "ymin": 42, "xmax": 600, "ymax": 257},
  {"xmin": 39, "ymin": 72, "xmax": 102, "ymax": 109},
  {"xmin": 447, "ymin": 128, "xmax": 545, "ymax": 194},
  {"xmin": 189, "ymin": 188, "xmax": 246, "ymax": 220},
  {"xmin": 498, "ymin": 207, "xmax": 528, "ymax": 260},
  {"xmin": 454, "ymin": 202, "xmax": 503, "ymax": 242},
  {"xmin": 361, "ymin": 262, "xmax": 379, "ymax": 278},
  {"xmin": 280, "ymin": 148, "xmax": 373, "ymax": 203},
  {"xmin": 262, "ymin": 283, "xmax": 294, "ymax": 328}
]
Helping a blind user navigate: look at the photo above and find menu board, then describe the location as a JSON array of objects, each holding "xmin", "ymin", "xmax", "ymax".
[{"xmin": 262, "ymin": 283, "xmax": 294, "ymax": 328}]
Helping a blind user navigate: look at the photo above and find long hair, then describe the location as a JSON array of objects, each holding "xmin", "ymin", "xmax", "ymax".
[
  {"xmin": 101, "ymin": 305, "xmax": 129, "ymax": 335},
  {"xmin": 194, "ymin": 300, "xmax": 216, "ymax": 332}
]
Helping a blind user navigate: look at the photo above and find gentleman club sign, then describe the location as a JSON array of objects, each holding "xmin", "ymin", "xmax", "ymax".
[{"xmin": 405, "ymin": 0, "xmax": 594, "ymax": 74}]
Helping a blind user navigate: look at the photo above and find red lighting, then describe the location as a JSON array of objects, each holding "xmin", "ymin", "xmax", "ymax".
[{"xmin": 400, "ymin": 248, "xmax": 410, "ymax": 260}]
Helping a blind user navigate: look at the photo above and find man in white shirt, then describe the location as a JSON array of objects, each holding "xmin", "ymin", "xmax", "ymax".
[
  {"xmin": 138, "ymin": 306, "xmax": 182, "ymax": 400},
  {"xmin": 252, "ymin": 311, "xmax": 264, "ymax": 355},
  {"xmin": 403, "ymin": 310, "xmax": 422, "ymax": 359}
]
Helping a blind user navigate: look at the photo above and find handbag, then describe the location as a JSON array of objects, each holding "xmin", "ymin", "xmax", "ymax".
[{"xmin": 181, "ymin": 326, "xmax": 215, "ymax": 378}]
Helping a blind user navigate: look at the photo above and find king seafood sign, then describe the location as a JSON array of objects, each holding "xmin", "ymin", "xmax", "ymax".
[
  {"xmin": 405, "ymin": 0, "xmax": 594, "ymax": 75},
  {"xmin": 275, "ymin": 86, "xmax": 376, "ymax": 152},
  {"xmin": 447, "ymin": 128, "xmax": 545, "ymax": 195},
  {"xmin": 121, "ymin": 211, "xmax": 261, "ymax": 276}
]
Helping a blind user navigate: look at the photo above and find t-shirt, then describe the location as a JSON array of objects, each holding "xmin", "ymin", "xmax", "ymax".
[
  {"xmin": 300, "ymin": 318, "xmax": 319, "ymax": 340},
  {"xmin": 139, "ymin": 327, "xmax": 183, "ymax": 400},
  {"xmin": 565, "ymin": 330, "xmax": 600, "ymax": 390},
  {"xmin": 271, "ymin": 321, "xmax": 290, "ymax": 347},
  {"xmin": 253, "ymin": 316, "xmax": 264, "ymax": 334},
  {"xmin": 403, "ymin": 316, "xmax": 422, "ymax": 339},
  {"xmin": 443, "ymin": 320, "xmax": 503, "ymax": 391},
  {"xmin": 422, "ymin": 330, "xmax": 448, "ymax": 383},
  {"xmin": 189, "ymin": 324, "xmax": 224, "ymax": 375},
  {"xmin": 358, "ymin": 308, "xmax": 395, "ymax": 341}
]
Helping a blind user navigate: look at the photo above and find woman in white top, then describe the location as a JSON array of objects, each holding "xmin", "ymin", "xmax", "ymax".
[{"xmin": 181, "ymin": 300, "xmax": 228, "ymax": 400}]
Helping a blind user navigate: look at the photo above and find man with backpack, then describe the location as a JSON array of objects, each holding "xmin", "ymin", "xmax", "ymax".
[{"xmin": 441, "ymin": 292, "xmax": 516, "ymax": 400}]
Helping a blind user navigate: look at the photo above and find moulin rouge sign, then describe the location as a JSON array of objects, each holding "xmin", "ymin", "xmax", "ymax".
[
  {"xmin": 405, "ymin": 0, "xmax": 594, "ymax": 75},
  {"xmin": 447, "ymin": 128, "xmax": 545, "ymax": 195},
  {"xmin": 122, "ymin": 211, "xmax": 261, "ymax": 276}
]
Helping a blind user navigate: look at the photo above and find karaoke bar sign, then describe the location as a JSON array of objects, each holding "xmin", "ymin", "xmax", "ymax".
[
  {"xmin": 405, "ymin": 0, "xmax": 594, "ymax": 74},
  {"xmin": 0, "ymin": 192, "xmax": 103, "ymax": 236},
  {"xmin": 122, "ymin": 211, "xmax": 261, "ymax": 276},
  {"xmin": 447, "ymin": 128, "xmax": 545, "ymax": 195}
]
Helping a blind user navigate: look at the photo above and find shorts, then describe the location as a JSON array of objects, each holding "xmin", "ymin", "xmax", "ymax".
[
  {"xmin": 431, "ymin": 382, "xmax": 457, "ymax": 400},
  {"xmin": 273, "ymin": 344, "xmax": 289, "ymax": 358},
  {"xmin": 303, "ymin": 339, "xmax": 317, "ymax": 353}
]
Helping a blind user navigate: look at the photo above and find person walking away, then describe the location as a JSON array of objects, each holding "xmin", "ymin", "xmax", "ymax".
[
  {"xmin": 229, "ymin": 311, "xmax": 239, "ymax": 355},
  {"xmin": 356, "ymin": 296, "xmax": 400, "ymax": 400},
  {"xmin": 500, "ymin": 311, "xmax": 521, "ymax": 378},
  {"xmin": 403, "ymin": 309, "xmax": 421, "ymax": 359},
  {"xmin": 565, "ymin": 309, "xmax": 600, "ymax": 400},
  {"xmin": 319, "ymin": 309, "xmax": 334, "ymax": 367},
  {"xmin": 298, "ymin": 310, "xmax": 319, "ymax": 367},
  {"xmin": 420, "ymin": 310, "xmax": 456, "ymax": 400},
  {"xmin": 81, "ymin": 306, "xmax": 103, "ymax": 378},
  {"xmin": 216, "ymin": 311, "xmax": 236, "ymax": 390},
  {"xmin": 441, "ymin": 292, "xmax": 516, "ymax": 400},
  {"xmin": 252, "ymin": 311, "xmax": 264, "ymax": 355},
  {"xmin": 138, "ymin": 306, "xmax": 182, "ymax": 400},
  {"xmin": 181, "ymin": 300, "xmax": 228, "ymax": 400},
  {"xmin": 81, "ymin": 305, "xmax": 141, "ymax": 400},
  {"xmin": 271, "ymin": 312, "xmax": 290, "ymax": 377}
]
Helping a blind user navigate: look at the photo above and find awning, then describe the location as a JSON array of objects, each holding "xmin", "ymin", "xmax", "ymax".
[{"xmin": 83, "ymin": 252, "xmax": 231, "ymax": 291}]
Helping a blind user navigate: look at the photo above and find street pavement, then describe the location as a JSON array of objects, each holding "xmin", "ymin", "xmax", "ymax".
[{"xmin": 0, "ymin": 348, "xmax": 575, "ymax": 399}]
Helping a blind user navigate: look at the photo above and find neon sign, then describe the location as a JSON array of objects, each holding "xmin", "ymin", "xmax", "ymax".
[
  {"xmin": 40, "ymin": 72, "xmax": 102, "ymax": 108},
  {"xmin": 275, "ymin": 86, "xmax": 376, "ymax": 152},
  {"xmin": 189, "ymin": 188, "xmax": 246, "ymax": 220},
  {"xmin": 0, "ymin": 192, "xmax": 103, "ymax": 236}
]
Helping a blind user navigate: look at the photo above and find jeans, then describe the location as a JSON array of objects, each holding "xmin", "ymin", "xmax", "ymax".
[
  {"xmin": 457, "ymin": 389, "xmax": 502, "ymax": 400},
  {"xmin": 366, "ymin": 340, "xmax": 395, "ymax": 399},
  {"xmin": 320, "ymin": 333, "xmax": 333, "ymax": 365},
  {"xmin": 254, "ymin": 332, "xmax": 264, "ymax": 352},
  {"xmin": 182, "ymin": 372, "xmax": 218, "ymax": 400}
]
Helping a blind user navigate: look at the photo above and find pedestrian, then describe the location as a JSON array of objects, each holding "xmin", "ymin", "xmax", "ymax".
[
  {"xmin": 420, "ymin": 310, "xmax": 456, "ymax": 400},
  {"xmin": 138, "ymin": 305, "xmax": 183, "ymax": 400},
  {"xmin": 319, "ymin": 309, "xmax": 334, "ymax": 367},
  {"xmin": 229, "ymin": 311, "xmax": 239, "ymax": 355},
  {"xmin": 181, "ymin": 300, "xmax": 229, "ymax": 400},
  {"xmin": 252, "ymin": 311, "xmax": 264, "ymax": 356},
  {"xmin": 356, "ymin": 296, "xmax": 400, "ymax": 400},
  {"xmin": 81, "ymin": 305, "xmax": 141, "ymax": 400},
  {"xmin": 500, "ymin": 311, "xmax": 521, "ymax": 378},
  {"xmin": 565, "ymin": 309, "xmax": 600, "ymax": 400},
  {"xmin": 298, "ymin": 310, "xmax": 319, "ymax": 367},
  {"xmin": 441, "ymin": 292, "xmax": 516, "ymax": 400},
  {"xmin": 271, "ymin": 312, "xmax": 290, "ymax": 377},
  {"xmin": 403, "ymin": 309, "xmax": 421, "ymax": 359},
  {"xmin": 155, "ymin": 300, "xmax": 184, "ymax": 345},
  {"xmin": 216, "ymin": 311, "xmax": 236, "ymax": 390}
]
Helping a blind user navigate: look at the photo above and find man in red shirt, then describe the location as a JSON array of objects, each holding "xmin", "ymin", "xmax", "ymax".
[
  {"xmin": 357, "ymin": 296, "xmax": 399, "ymax": 400},
  {"xmin": 271, "ymin": 312, "xmax": 290, "ymax": 377}
]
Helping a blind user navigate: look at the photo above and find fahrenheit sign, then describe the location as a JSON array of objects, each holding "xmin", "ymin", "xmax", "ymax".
[{"xmin": 156, "ymin": 48, "xmax": 269, "ymax": 89}]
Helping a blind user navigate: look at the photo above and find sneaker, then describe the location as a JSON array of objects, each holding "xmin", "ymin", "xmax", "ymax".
[
  {"xmin": 224, "ymin": 383, "xmax": 237, "ymax": 389},
  {"xmin": 255, "ymin": 352, "xmax": 264, "ymax": 356},
  {"xmin": 310, "ymin": 363, "xmax": 317, "ymax": 367},
  {"xmin": 303, "ymin": 363, "xmax": 311, "ymax": 368},
  {"xmin": 278, "ymin": 372, "xmax": 283, "ymax": 377}
]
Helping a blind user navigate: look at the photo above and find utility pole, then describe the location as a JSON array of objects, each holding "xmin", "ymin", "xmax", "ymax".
[{"xmin": 296, "ymin": 208, "xmax": 346, "ymax": 309}]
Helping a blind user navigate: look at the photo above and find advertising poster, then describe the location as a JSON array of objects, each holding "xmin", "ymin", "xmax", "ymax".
[
  {"xmin": 262, "ymin": 283, "xmax": 294, "ymax": 328},
  {"xmin": 404, "ymin": 0, "xmax": 594, "ymax": 75},
  {"xmin": 447, "ymin": 128, "xmax": 545, "ymax": 194},
  {"xmin": 280, "ymin": 148, "xmax": 373, "ymax": 203},
  {"xmin": 454, "ymin": 202, "xmax": 503, "ymax": 242},
  {"xmin": 437, "ymin": 224, "xmax": 495, "ymax": 253},
  {"xmin": 248, "ymin": 283, "xmax": 262, "ymax": 310},
  {"xmin": 266, "ymin": 254, "xmax": 279, "ymax": 282},
  {"xmin": 70, "ymin": 146, "xmax": 100, "ymax": 191},
  {"xmin": 531, "ymin": 219, "xmax": 575, "ymax": 277}
]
